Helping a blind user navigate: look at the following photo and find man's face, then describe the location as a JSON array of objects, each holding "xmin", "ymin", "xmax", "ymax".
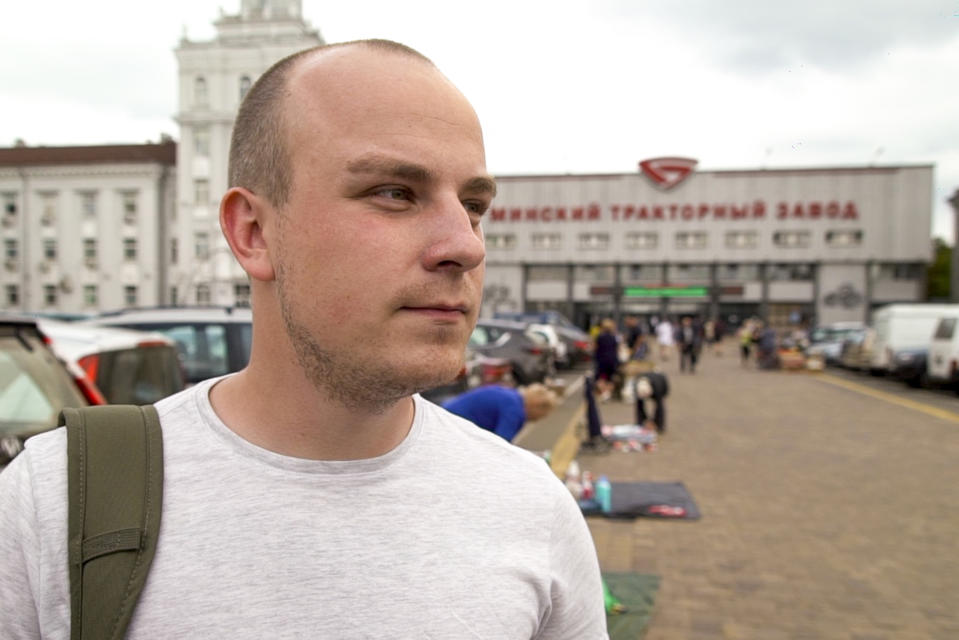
[{"xmin": 269, "ymin": 49, "xmax": 493, "ymax": 410}]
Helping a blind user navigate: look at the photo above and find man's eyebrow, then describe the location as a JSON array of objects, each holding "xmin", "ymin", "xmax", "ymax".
[
  {"xmin": 346, "ymin": 154, "xmax": 497, "ymax": 197},
  {"xmin": 463, "ymin": 176, "xmax": 497, "ymax": 198},
  {"xmin": 346, "ymin": 155, "xmax": 433, "ymax": 183}
]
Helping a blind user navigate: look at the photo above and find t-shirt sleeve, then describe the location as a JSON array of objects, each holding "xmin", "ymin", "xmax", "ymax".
[
  {"xmin": 0, "ymin": 453, "xmax": 44, "ymax": 639},
  {"xmin": 535, "ymin": 487, "xmax": 609, "ymax": 639}
]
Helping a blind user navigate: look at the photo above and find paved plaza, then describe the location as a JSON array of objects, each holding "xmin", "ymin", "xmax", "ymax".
[{"xmin": 527, "ymin": 344, "xmax": 959, "ymax": 639}]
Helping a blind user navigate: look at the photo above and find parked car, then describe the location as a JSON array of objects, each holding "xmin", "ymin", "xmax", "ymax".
[
  {"xmin": 0, "ymin": 316, "xmax": 95, "ymax": 468},
  {"xmin": 868, "ymin": 304, "xmax": 959, "ymax": 374},
  {"xmin": 494, "ymin": 311, "xmax": 592, "ymax": 365},
  {"xmin": 806, "ymin": 321, "xmax": 865, "ymax": 364},
  {"xmin": 838, "ymin": 327, "xmax": 875, "ymax": 372},
  {"xmin": 89, "ymin": 307, "xmax": 252, "ymax": 384},
  {"xmin": 420, "ymin": 348, "xmax": 512, "ymax": 404},
  {"xmin": 889, "ymin": 347, "xmax": 929, "ymax": 388},
  {"xmin": 528, "ymin": 323, "xmax": 570, "ymax": 369},
  {"xmin": 38, "ymin": 319, "xmax": 185, "ymax": 405},
  {"xmin": 927, "ymin": 315, "xmax": 959, "ymax": 391},
  {"xmin": 470, "ymin": 319, "xmax": 554, "ymax": 385}
]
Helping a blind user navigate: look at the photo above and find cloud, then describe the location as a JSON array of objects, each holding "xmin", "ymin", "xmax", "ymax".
[{"xmin": 599, "ymin": 0, "xmax": 959, "ymax": 73}]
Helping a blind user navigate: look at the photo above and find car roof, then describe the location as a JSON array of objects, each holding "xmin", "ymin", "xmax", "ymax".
[
  {"xmin": 475, "ymin": 318, "xmax": 531, "ymax": 330},
  {"xmin": 91, "ymin": 306, "xmax": 253, "ymax": 324},
  {"xmin": 37, "ymin": 318, "xmax": 175, "ymax": 361}
]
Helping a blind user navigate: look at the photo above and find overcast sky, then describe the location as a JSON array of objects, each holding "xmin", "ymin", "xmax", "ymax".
[{"xmin": 2, "ymin": 1, "xmax": 957, "ymax": 240}]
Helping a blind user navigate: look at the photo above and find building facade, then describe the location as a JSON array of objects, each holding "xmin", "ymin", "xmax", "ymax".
[
  {"xmin": 172, "ymin": 0, "xmax": 322, "ymax": 307},
  {"xmin": 0, "ymin": 142, "xmax": 176, "ymax": 314},
  {"xmin": 481, "ymin": 163, "xmax": 935, "ymax": 329}
]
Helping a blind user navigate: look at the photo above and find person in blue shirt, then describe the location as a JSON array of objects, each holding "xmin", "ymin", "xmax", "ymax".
[{"xmin": 442, "ymin": 384, "xmax": 558, "ymax": 442}]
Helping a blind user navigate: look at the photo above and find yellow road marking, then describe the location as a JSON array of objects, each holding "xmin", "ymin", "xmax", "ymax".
[
  {"xmin": 816, "ymin": 373, "xmax": 959, "ymax": 424},
  {"xmin": 550, "ymin": 403, "xmax": 585, "ymax": 478}
]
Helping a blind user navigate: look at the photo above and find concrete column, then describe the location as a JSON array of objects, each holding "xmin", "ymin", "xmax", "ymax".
[
  {"xmin": 612, "ymin": 262, "xmax": 622, "ymax": 326},
  {"xmin": 520, "ymin": 263, "xmax": 529, "ymax": 312},
  {"xmin": 565, "ymin": 262, "xmax": 575, "ymax": 320},
  {"xmin": 709, "ymin": 262, "xmax": 719, "ymax": 319},
  {"xmin": 759, "ymin": 263, "xmax": 769, "ymax": 321}
]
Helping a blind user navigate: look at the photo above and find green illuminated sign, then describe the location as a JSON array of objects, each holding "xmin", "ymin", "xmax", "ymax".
[{"xmin": 624, "ymin": 286, "xmax": 709, "ymax": 298}]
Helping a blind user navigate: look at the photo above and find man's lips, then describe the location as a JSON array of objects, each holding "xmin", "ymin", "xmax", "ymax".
[{"xmin": 400, "ymin": 304, "xmax": 469, "ymax": 319}]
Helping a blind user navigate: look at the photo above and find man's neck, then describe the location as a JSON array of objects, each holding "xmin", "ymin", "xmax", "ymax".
[{"xmin": 208, "ymin": 368, "xmax": 416, "ymax": 461}]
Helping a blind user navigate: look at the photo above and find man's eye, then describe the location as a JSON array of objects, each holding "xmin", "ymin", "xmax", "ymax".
[
  {"xmin": 463, "ymin": 200, "xmax": 489, "ymax": 215},
  {"xmin": 373, "ymin": 187, "xmax": 411, "ymax": 201}
]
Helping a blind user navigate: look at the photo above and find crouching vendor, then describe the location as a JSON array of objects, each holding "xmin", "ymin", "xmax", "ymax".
[{"xmin": 442, "ymin": 384, "xmax": 558, "ymax": 442}]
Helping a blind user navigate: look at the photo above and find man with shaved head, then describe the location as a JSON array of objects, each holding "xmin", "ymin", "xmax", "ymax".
[{"xmin": 0, "ymin": 40, "xmax": 608, "ymax": 638}]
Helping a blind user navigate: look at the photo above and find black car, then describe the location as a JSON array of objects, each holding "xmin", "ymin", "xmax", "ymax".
[{"xmin": 890, "ymin": 347, "xmax": 928, "ymax": 388}]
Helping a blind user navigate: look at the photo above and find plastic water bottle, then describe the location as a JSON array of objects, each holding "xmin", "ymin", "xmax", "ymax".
[{"xmin": 596, "ymin": 475, "xmax": 612, "ymax": 514}]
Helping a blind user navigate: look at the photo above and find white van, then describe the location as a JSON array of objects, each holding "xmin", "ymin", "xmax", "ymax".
[
  {"xmin": 868, "ymin": 304, "xmax": 959, "ymax": 373},
  {"xmin": 927, "ymin": 314, "xmax": 959, "ymax": 388}
]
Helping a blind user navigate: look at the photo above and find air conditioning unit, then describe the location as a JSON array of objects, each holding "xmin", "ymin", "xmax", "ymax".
[
  {"xmin": 4, "ymin": 259, "xmax": 18, "ymax": 272},
  {"xmin": 84, "ymin": 258, "xmax": 98, "ymax": 270},
  {"xmin": 1, "ymin": 215, "xmax": 13, "ymax": 229},
  {"xmin": 123, "ymin": 213, "xmax": 137, "ymax": 225},
  {"xmin": 40, "ymin": 214, "xmax": 54, "ymax": 227},
  {"xmin": 38, "ymin": 262, "xmax": 50, "ymax": 274}
]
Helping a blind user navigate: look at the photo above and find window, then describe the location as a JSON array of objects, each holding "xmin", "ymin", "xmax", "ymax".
[
  {"xmin": 121, "ymin": 191, "xmax": 138, "ymax": 223},
  {"xmin": 4, "ymin": 238, "xmax": 18, "ymax": 259},
  {"xmin": 194, "ymin": 127, "xmax": 210, "ymax": 157},
  {"xmin": 239, "ymin": 75, "xmax": 252, "ymax": 101},
  {"xmin": 43, "ymin": 285, "xmax": 57, "ymax": 307},
  {"xmin": 83, "ymin": 284, "xmax": 98, "ymax": 307},
  {"xmin": 485, "ymin": 233, "xmax": 516, "ymax": 249},
  {"xmin": 123, "ymin": 238, "xmax": 138, "ymax": 261},
  {"xmin": 235, "ymin": 283, "xmax": 251, "ymax": 307},
  {"xmin": 625, "ymin": 232, "xmax": 658, "ymax": 250},
  {"xmin": 79, "ymin": 191, "xmax": 97, "ymax": 218},
  {"xmin": 83, "ymin": 238, "xmax": 98, "ymax": 260},
  {"xmin": 124, "ymin": 285, "xmax": 138, "ymax": 307},
  {"xmin": 718, "ymin": 263, "xmax": 760, "ymax": 281},
  {"xmin": 934, "ymin": 318, "xmax": 957, "ymax": 340},
  {"xmin": 195, "ymin": 232, "xmax": 210, "ymax": 260},
  {"xmin": 725, "ymin": 231, "xmax": 758, "ymax": 249},
  {"xmin": 170, "ymin": 286, "xmax": 179, "ymax": 306},
  {"xmin": 527, "ymin": 265, "xmax": 567, "ymax": 281},
  {"xmin": 2, "ymin": 192, "xmax": 17, "ymax": 216},
  {"xmin": 578, "ymin": 233, "xmax": 609, "ymax": 250},
  {"xmin": 670, "ymin": 263, "xmax": 709, "ymax": 281},
  {"xmin": 825, "ymin": 230, "xmax": 863, "ymax": 247},
  {"xmin": 876, "ymin": 263, "xmax": 921, "ymax": 281},
  {"xmin": 574, "ymin": 265, "xmax": 614, "ymax": 281},
  {"xmin": 531, "ymin": 233, "xmax": 562, "ymax": 250},
  {"xmin": 194, "ymin": 179, "xmax": 209, "ymax": 205},
  {"xmin": 773, "ymin": 230, "xmax": 810, "ymax": 248},
  {"xmin": 5, "ymin": 284, "xmax": 18, "ymax": 306},
  {"xmin": 675, "ymin": 231, "xmax": 708, "ymax": 249},
  {"xmin": 194, "ymin": 76, "xmax": 208, "ymax": 107},
  {"xmin": 40, "ymin": 192, "xmax": 58, "ymax": 226},
  {"xmin": 43, "ymin": 238, "xmax": 57, "ymax": 260},
  {"xmin": 170, "ymin": 238, "xmax": 179, "ymax": 264},
  {"xmin": 196, "ymin": 283, "xmax": 211, "ymax": 305},
  {"xmin": 625, "ymin": 264, "xmax": 663, "ymax": 281},
  {"xmin": 768, "ymin": 263, "xmax": 813, "ymax": 281}
]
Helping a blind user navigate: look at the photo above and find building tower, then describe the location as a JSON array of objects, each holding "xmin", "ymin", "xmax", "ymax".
[{"xmin": 173, "ymin": 0, "xmax": 323, "ymax": 307}]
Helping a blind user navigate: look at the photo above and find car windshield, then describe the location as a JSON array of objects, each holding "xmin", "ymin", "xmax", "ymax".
[{"xmin": 0, "ymin": 332, "xmax": 87, "ymax": 436}]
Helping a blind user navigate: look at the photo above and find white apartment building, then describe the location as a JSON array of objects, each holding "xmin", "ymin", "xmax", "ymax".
[
  {"xmin": 172, "ymin": 0, "xmax": 323, "ymax": 307},
  {"xmin": 0, "ymin": 142, "xmax": 176, "ymax": 314},
  {"xmin": 481, "ymin": 162, "xmax": 935, "ymax": 329}
]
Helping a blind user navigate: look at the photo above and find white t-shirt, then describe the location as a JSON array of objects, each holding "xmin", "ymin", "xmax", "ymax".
[{"xmin": 0, "ymin": 377, "xmax": 607, "ymax": 639}]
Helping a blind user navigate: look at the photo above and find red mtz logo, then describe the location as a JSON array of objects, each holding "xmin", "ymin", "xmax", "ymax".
[{"xmin": 639, "ymin": 157, "xmax": 698, "ymax": 190}]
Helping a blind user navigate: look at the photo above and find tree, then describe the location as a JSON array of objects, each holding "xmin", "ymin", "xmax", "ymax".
[{"xmin": 926, "ymin": 237, "xmax": 951, "ymax": 300}]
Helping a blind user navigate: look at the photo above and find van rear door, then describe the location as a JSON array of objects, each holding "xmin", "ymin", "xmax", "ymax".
[{"xmin": 928, "ymin": 317, "xmax": 959, "ymax": 383}]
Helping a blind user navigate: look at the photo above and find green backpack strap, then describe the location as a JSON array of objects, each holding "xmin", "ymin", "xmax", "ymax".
[{"xmin": 62, "ymin": 405, "xmax": 163, "ymax": 640}]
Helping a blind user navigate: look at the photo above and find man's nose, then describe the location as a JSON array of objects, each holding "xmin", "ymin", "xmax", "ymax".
[{"xmin": 421, "ymin": 196, "xmax": 486, "ymax": 273}]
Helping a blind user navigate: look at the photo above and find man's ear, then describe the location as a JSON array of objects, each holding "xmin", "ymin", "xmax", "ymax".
[{"xmin": 219, "ymin": 187, "xmax": 276, "ymax": 282}]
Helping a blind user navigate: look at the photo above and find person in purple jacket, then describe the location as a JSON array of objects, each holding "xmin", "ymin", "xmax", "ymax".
[{"xmin": 442, "ymin": 383, "xmax": 558, "ymax": 442}]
